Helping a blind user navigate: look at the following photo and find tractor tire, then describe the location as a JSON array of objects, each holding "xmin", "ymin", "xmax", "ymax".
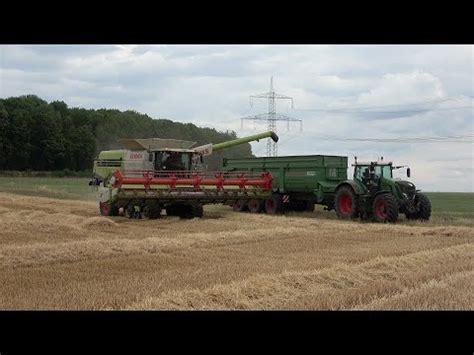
[
  {"xmin": 406, "ymin": 193, "xmax": 431, "ymax": 221},
  {"xmin": 264, "ymin": 194, "xmax": 284, "ymax": 215},
  {"xmin": 334, "ymin": 186, "xmax": 358, "ymax": 219},
  {"xmin": 248, "ymin": 199, "xmax": 264, "ymax": 213},
  {"xmin": 232, "ymin": 200, "xmax": 248, "ymax": 212},
  {"xmin": 372, "ymin": 193, "xmax": 399, "ymax": 223},
  {"xmin": 143, "ymin": 205, "xmax": 161, "ymax": 219},
  {"xmin": 99, "ymin": 201, "xmax": 119, "ymax": 216}
]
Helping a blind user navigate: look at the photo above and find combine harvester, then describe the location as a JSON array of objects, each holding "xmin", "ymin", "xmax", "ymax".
[{"xmin": 90, "ymin": 131, "xmax": 278, "ymax": 219}]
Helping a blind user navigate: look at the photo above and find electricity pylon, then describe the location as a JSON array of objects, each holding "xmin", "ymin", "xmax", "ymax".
[{"xmin": 240, "ymin": 77, "xmax": 302, "ymax": 156}]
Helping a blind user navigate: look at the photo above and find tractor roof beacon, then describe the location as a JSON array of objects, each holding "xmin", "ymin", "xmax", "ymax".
[{"xmin": 333, "ymin": 157, "xmax": 431, "ymax": 223}]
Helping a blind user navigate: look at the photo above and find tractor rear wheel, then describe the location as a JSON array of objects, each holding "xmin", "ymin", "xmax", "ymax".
[
  {"xmin": 372, "ymin": 193, "xmax": 399, "ymax": 223},
  {"xmin": 264, "ymin": 194, "xmax": 284, "ymax": 214},
  {"xmin": 334, "ymin": 186, "xmax": 358, "ymax": 219},
  {"xmin": 99, "ymin": 201, "xmax": 119, "ymax": 216},
  {"xmin": 406, "ymin": 193, "xmax": 431, "ymax": 221},
  {"xmin": 248, "ymin": 199, "xmax": 264, "ymax": 213}
]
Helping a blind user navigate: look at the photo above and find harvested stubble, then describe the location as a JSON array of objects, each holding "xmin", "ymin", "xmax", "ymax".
[{"xmin": 0, "ymin": 192, "xmax": 472, "ymax": 310}]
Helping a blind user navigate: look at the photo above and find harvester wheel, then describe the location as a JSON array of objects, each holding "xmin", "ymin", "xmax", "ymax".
[
  {"xmin": 191, "ymin": 203, "xmax": 204, "ymax": 218},
  {"xmin": 334, "ymin": 186, "xmax": 358, "ymax": 219},
  {"xmin": 125, "ymin": 205, "xmax": 134, "ymax": 219},
  {"xmin": 406, "ymin": 193, "xmax": 431, "ymax": 221},
  {"xmin": 99, "ymin": 201, "xmax": 119, "ymax": 216},
  {"xmin": 144, "ymin": 205, "xmax": 161, "ymax": 219},
  {"xmin": 372, "ymin": 193, "xmax": 399, "ymax": 223},
  {"xmin": 264, "ymin": 194, "xmax": 284, "ymax": 214},
  {"xmin": 248, "ymin": 199, "xmax": 264, "ymax": 213}
]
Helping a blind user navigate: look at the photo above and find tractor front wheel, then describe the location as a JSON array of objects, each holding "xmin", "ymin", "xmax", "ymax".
[
  {"xmin": 372, "ymin": 193, "xmax": 399, "ymax": 223},
  {"xmin": 334, "ymin": 186, "xmax": 358, "ymax": 219},
  {"xmin": 406, "ymin": 193, "xmax": 431, "ymax": 221}
]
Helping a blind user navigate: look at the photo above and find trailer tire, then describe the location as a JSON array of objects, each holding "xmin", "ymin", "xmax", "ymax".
[
  {"xmin": 248, "ymin": 199, "xmax": 264, "ymax": 213},
  {"xmin": 372, "ymin": 193, "xmax": 398, "ymax": 223},
  {"xmin": 305, "ymin": 200, "xmax": 315, "ymax": 212},
  {"xmin": 334, "ymin": 186, "xmax": 358, "ymax": 219},
  {"xmin": 265, "ymin": 194, "xmax": 284, "ymax": 214},
  {"xmin": 233, "ymin": 200, "xmax": 248, "ymax": 212}
]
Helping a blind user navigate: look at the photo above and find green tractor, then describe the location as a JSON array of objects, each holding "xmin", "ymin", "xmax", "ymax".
[{"xmin": 334, "ymin": 157, "xmax": 431, "ymax": 223}]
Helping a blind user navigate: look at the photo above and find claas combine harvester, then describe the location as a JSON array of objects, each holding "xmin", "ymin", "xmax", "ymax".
[{"xmin": 89, "ymin": 131, "xmax": 278, "ymax": 219}]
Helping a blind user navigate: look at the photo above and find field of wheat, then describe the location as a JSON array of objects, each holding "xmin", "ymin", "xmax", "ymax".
[{"xmin": 0, "ymin": 190, "xmax": 472, "ymax": 310}]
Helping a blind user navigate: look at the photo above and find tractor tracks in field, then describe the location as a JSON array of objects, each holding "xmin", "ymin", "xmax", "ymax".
[{"xmin": 125, "ymin": 243, "xmax": 474, "ymax": 310}]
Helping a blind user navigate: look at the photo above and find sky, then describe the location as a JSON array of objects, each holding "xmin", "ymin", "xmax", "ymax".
[{"xmin": 0, "ymin": 45, "xmax": 473, "ymax": 192}]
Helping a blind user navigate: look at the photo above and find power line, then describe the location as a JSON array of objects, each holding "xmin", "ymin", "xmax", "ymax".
[
  {"xmin": 311, "ymin": 133, "xmax": 474, "ymax": 143},
  {"xmin": 293, "ymin": 96, "xmax": 473, "ymax": 113}
]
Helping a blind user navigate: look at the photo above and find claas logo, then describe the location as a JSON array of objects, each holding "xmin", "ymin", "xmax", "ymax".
[{"xmin": 130, "ymin": 153, "xmax": 144, "ymax": 160}]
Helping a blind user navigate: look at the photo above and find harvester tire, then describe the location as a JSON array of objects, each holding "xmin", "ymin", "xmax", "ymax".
[
  {"xmin": 372, "ymin": 193, "xmax": 399, "ymax": 223},
  {"xmin": 406, "ymin": 193, "xmax": 431, "ymax": 221},
  {"xmin": 264, "ymin": 194, "xmax": 284, "ymax": 214},
  {"xmin": 334, "ymin": 186, "xmax": 358, "ymax": 219},
  {"xmin": 191, "ymin": 203, "xmax": 204, "ymax": 218},
  {"xmin": 248, "ymin": 199, "xmax": 264, "ymax": 213},
  {"xmin": 99, "ymin": 201, "xmax": 119, "ymax": 216},
  {"xmin": 144, "ymin": 205, "xmax": 161, "ymax": 219}
]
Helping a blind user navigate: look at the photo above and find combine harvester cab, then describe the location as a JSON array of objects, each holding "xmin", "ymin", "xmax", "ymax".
[
  {"xmin": 90, "ymin": 131, "xmax": 278, "ymax": 219},
  {"xmin": 222, "ymin": 155, "xmax": 348, "ymax": 214}
]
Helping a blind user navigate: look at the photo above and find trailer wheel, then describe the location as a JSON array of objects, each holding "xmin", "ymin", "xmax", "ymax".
[
  {"xmin": 233, "ymin": 200, "xmax": 248, "ymax": 212},
  {"xmin": 99, "ymin": 201, "xmax": 118, "ymax": 216},
  {"xmin": 264, "ymin": 194, "xmax": 284, "ymax": 215},
  {"xmin": 334, "ymin": 186, "xmax": 358, "ymax": 219},
  {"xmin": 248, "ymin": 199, "xmax": 264, "ymax": 213},
  {"xmin": 305, "ymin": 200, "xmax": 315, "ymax": 212},
  {"xmin": 372, "ymin": 193, "xmax": 398, "ymax": 223}
]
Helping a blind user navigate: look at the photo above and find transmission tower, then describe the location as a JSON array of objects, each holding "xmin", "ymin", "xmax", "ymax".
[{"xmin": 240, "ymin": 77, "xmax": 302, "ymax": 156}]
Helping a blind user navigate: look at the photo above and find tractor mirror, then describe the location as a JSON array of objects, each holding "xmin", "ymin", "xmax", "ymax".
[
  {"xmin": 200, "ymin": 155, "xmax": 203, "ymax": 163},
  {"xmin": 407, "ymin": 168, "xmax": 411, "ymax": 178}
]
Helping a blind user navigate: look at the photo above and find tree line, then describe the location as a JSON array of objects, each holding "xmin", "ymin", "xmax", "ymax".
[{"xmin": 0, "ymin": 95, "xmax": 253, "ymax": 172}]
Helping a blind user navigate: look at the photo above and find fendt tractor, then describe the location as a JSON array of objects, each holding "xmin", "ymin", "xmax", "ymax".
[
  {"xmin": 334, "ymin": 157, "xmax": 431, "ymax": 223},
  {"xmin": 89, "ymin": 131, "xmax": 279, "ymax": 219}
]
